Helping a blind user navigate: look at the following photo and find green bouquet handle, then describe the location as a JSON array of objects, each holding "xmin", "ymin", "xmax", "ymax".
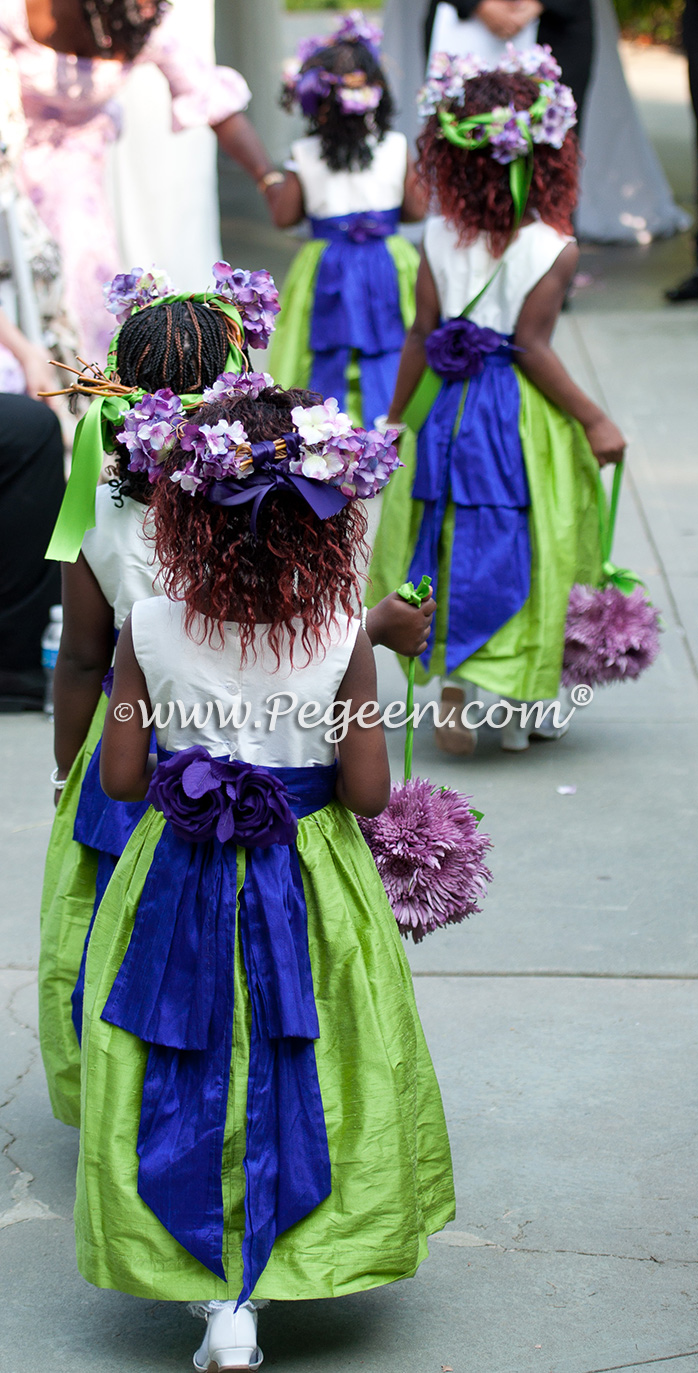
[{"xmin": 395, "ymin": 575, "xmax": 432, "ymax": 782}]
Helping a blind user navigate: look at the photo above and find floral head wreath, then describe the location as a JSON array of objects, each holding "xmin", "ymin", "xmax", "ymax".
[
  {"xmin": 418, "ymin": 44, "xmax": 576, "ymax": 167},
  {"xmin": 119, "ymin": 379, "xmax": 402, "ymax": 531},
  {"xmin": 45, "ymin": 262, "xmax": 281, "ymax": 562},
  {"xmin": 282, "ymin": 9, "xmax": 384, "ymax": 119}
]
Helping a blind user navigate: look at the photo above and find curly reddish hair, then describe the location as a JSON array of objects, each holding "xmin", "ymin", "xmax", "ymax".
[
  {"xmin": 149, "ymin": 386, "xmax": 368, "ymax": 665},
  {"xmin": 417, "ymin": 71, "xmax": 579, "ymax": 257}
]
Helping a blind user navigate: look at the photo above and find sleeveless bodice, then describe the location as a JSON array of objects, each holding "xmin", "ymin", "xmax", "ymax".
[
  {"xmin": 81, "ymin": 485, "xmax": 160, "ymax": 629},
  {"xmin": 131, "ymin": 597, "xmax": 360, "ymax": 767},
  {"xmin": 424, "ymin": 217, "xmax": 574, "ymax": 334},
  {"xmin": 290, "ymin": 130, "xmax": 407, "ymax": 219}
]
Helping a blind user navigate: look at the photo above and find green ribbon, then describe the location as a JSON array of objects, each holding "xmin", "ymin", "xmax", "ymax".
[
  {"xmin": 396, "ymin": 575, "xmax": 432, "ymax": 783},
  {"xmin": 596, "ymin": 462, "xmax": 648, "ymax": 596},
  {"xmin": 402, "ymin": 113, "xmax": 536, "ymax": 435},
  {"xmin": 47, "ymin": 294, "xmax": 246, "ymax": 563}
]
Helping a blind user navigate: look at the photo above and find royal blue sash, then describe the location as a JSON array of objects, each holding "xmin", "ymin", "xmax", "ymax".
[
  {"xmin": 101, "ymin": 757, "xmax": 337, "ymax": 1303},
  {"xmin": 408, "ymin": 338, "xmax": 532, "ymax": 673},
  {"xmin": 309, "ymin": 208, "xmax": 404, "ymax": 427}
]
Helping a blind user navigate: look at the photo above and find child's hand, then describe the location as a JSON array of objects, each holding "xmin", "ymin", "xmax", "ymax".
[
  {"xmin": 366, "ymin": 590, "xmax": 436, "ymax": 657},
  {"xmin": 584, "ymin": 416, "xmax": 627, "ymax": 467}
]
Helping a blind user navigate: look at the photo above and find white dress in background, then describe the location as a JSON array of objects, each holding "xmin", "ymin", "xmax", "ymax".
[
  {"xmin": 112, "ymin": 0, "xmax": 222, "ymax": 290},
  {"xmin": 430, "ymin": 2, "xmax": 538, "ymax": 64},
  {"xmin": 381, "ymin": 0, "xmax": 687, "ymax": 244}
]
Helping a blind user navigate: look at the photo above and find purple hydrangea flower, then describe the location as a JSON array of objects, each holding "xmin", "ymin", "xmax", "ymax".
[
  {"xmin": 212, "ymin": 263, "xmax": 280, "ymax": 350},
  {"xmin": 562, "ymin": 583, "xmax": 662, "ymax": 688},
  {"xmin": 115, "ymin": 388, "xmax": 184, "ymax": 482},
  {"xmin": 336, "ymin": 428, "xmax": 402, "ymax": 499},
  {"xmin": 425, "ymin": 318, "xmax": 504, "ymax": 381},
  {"xmin": 334, "ymin": 10, "xmax": 383, "ymax": 57},
  {"xmin": 295, "ymin": 66, "xmax": 336, "ymax": 117},
  {"xmin": 489, "ymin": 105, "xmax": 531, "ymax": 164},
  {"xmin": 147, "ymin": 746, "xmax": 298, "ymax": 847},
  {"xmin": 103, "ymin": 267, "xmax": 173, "ymax": 324},
  {"xmin": 337, "ymin": 82, "xmax": 382, "ymax": 116},
  {"xmin": 178, "ymin": 417, "xmax": 249, "ymax": 487},
  {"xmin": 202, "ymin": 370, "xmax": 274, "ymax": 404},
  {"xmin": 358, "ymin": 778, "xmax": 493, "ymax": 944}
]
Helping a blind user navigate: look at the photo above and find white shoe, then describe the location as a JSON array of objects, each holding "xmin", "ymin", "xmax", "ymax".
[{"xmin": 192, "ymin": 1301, "xmax": 263, "ymax": 1372}]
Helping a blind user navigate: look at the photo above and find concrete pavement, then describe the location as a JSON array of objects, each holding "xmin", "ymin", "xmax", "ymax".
[{"xmin": 2, "ymin": 33, "xmax": 698, "ymax": 1373}]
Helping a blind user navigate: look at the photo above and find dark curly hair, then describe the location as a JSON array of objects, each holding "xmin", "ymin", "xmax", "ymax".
[
  {"xmin": 417, "ymin": 71, "xmax": 579, "ymax": 257},
  {"xmin": 80, "ymin": 0, "xmax": 169, "ymax": 62},
  {"xmin": 109, "ymin": 300, "xmax": 229, "ymax": 504},
  {"xmin": 149, "ymin": 386, "xmax": 368, "ymax": 664},
  {"xmin": 282, "ymin": 40, "xmax": 394, "ymax": 173}
]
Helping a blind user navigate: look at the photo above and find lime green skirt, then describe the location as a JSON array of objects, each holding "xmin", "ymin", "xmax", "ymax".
[
  {"xmin": 268, "ymin": 235, "xmax": 418, "ymax": 426},
  {"xmin": 368, "ymin": 369, "xmax": 603, "ymax": 701},
  {"xmin": 75, "ymin": 801, "xmax": 455, "ymax": 1301},
  {"xmin": 38, "ymin": 695, "xmax": 108, "ymax": 1128}
]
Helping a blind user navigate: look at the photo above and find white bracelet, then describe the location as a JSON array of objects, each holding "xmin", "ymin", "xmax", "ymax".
[
  {"xmin": 361, "ymin": 605, "xmax": 368, "ymax": 632},
  {"xmin": 50, "ymin": 766, "xmax": 67, "ymax": 790}
]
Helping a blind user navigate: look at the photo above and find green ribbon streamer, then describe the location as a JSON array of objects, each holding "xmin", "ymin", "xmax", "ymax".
[
  {"xmin": 47, "ymin": 294, "xmax": 246, "ymax": 563},
  {"xmin": 402, "ymin": 137, "xmax": 534, "ymax": 435},
  {"xmin": 396, "ymin": 575, "xmax": 432, "ymax": 782},
  {"xmin": 596, "ymin": 462, "xmax": 649, "ymax": 595}
]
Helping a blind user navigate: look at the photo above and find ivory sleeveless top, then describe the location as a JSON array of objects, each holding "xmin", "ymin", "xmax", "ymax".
[
  {"xmin": 81, "ymin": 485, "xmax": 161, "ymax": 630},
  {"xmin": 131, "ymin": 596, "xmax": 360, "ymax": 768},
  {"xmin": 424, "ymin": 217, "xmax": 574, "ymax": 335},
  {"xmin": 289, "ymin": 131, "xmax": 408, "ymax": 219}
]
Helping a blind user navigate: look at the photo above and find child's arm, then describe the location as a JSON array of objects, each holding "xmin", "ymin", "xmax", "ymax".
[
  {"xmin": 387, "ymin": 253, "xmax": 441, "ymax": 423},
  {"xmin": 365, "ymin": 589, "xmax": 436, "ymax": 658},
  {"xmin": 264, "ymin": 171, "xmax": 305, "ymax": 229},
  {"xmin": 53, "ymin": 555, "xmax": 115, "ymax": 784},
  {"xmin": 401, "ymin": 153, "xmax": 428, "ymax": 223},
  {"xmin": 100, "ymin": 616, "xmax": 154, "ymax": 803},
  {"xmin": 515, "ymin": 243, "xmax": 626, "ymax": 466},
  {"xmin": 334, "ymin": 629, "xmax": 391, "ymax": 818}
]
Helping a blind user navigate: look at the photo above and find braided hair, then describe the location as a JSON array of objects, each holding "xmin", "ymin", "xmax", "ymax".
[
  {"xmin": 80, "ymin": 0, "xmax": 169, "ymax": 61},
  {"xmin": 110, "ymin": 300, "xmax": 229, "ymax": 503},
  {"xmin": 283, "ymin": 40, "xmax": 394, "ymax": 173}
]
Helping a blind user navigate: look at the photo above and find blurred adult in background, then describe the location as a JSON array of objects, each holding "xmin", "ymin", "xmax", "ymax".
[
  {"xmin": 1, "ymin": 0, "xmax": 278, "ymax": 362},
  {"xmin": 0, "ymin": 38, "xmax": 78, "ymax": 394},
  {"xmin": 383, "ymin": 0, "xmax": 687, "ymax": 245},
  {"xmin": 666, "ymin": 0, "xmax": 698, "ymax": 300},
  {"xmin": 424, "ymin": 0, "xmax": 594, "ymax": 115},
  {"xmin": 0, "ymin": 309, "xmax": 64, "ymax": 712}
]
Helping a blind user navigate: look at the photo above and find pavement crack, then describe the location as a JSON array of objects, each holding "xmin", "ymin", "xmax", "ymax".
[
  {"xmin": 579, "ymin": 1347, "xmax": 698, "ymax": 1372},
  {"xmin": 0, "ymin": 974, "xmax": 63, "ymax": 1228}
]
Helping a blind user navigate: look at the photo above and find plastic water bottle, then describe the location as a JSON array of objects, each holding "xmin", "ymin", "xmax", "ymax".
[{"xmin": 41, "ymin": 605, "xmax": 63, "ymax": 717}]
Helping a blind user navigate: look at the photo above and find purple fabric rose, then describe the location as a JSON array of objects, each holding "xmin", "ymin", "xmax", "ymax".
[
  {"xmin": 218, "ymin": 763, "xmax": 298, "ymax": 848},
  {"xmin": 147, "ymin": 747, "xmax": 228, "ymax": 842},
  {"xmin": 425, "ymin": 319, "xmax": 506, "ymax": 381},
  {"xmin": 147, "ymin": 746, "xmax": 298, "ymax": 848}
]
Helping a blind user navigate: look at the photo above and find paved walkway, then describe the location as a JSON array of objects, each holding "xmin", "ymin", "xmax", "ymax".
[{"xmin": 2, "ymin": 38, "xmax": 698, "ymax": 1373}]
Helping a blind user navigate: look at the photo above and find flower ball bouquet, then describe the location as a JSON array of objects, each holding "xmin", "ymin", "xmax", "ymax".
[
  {"xmin": 358, "ymin": 577, "xmax": 493, "ymax": 943},
  {"xmin": 562, "ymin": 465, "xmax": 662, "ymax": 689}
]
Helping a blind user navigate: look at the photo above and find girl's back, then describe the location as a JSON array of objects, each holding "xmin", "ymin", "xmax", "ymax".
[
  {"xmin": 424, "ymin": 217, "xmax": 573, "ymax": 334},
  {"xmin": 132, "ymin": 597, "xmax": 359, "ymax": 767},
  {"xmin": 290, "ymin": 129, "xmax": 407, "ymax": 218}
]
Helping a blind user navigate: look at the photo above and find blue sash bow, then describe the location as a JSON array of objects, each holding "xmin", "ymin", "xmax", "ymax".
[
  {"xmin": 101, "ymin": 755, "xmax": 337, "ymax": 1303},
  {"xmin": 308, "ymin": 208, "xmax": 404, "ymax": 427},
  {"xmin": 408, "ymin": 336, "xmax": 532, "ymax": 673}
]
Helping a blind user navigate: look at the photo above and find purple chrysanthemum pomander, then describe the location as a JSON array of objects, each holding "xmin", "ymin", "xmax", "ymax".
[
  {"xmin": 358, "ymin": 778, "xmax": 493, "ymax": 944},
  {"xmin": 561, "ymin": 583, "xmax": 662, "ymax": 688}
]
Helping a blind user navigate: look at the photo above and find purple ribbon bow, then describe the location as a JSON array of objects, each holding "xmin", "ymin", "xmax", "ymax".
[
  {"xmin": 425, "ymin": 318, "xmax": 512, "ymax": 382},
  {"xmin": 208, "ymin": 470, "xmax": 348, "ymax": 533}
]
